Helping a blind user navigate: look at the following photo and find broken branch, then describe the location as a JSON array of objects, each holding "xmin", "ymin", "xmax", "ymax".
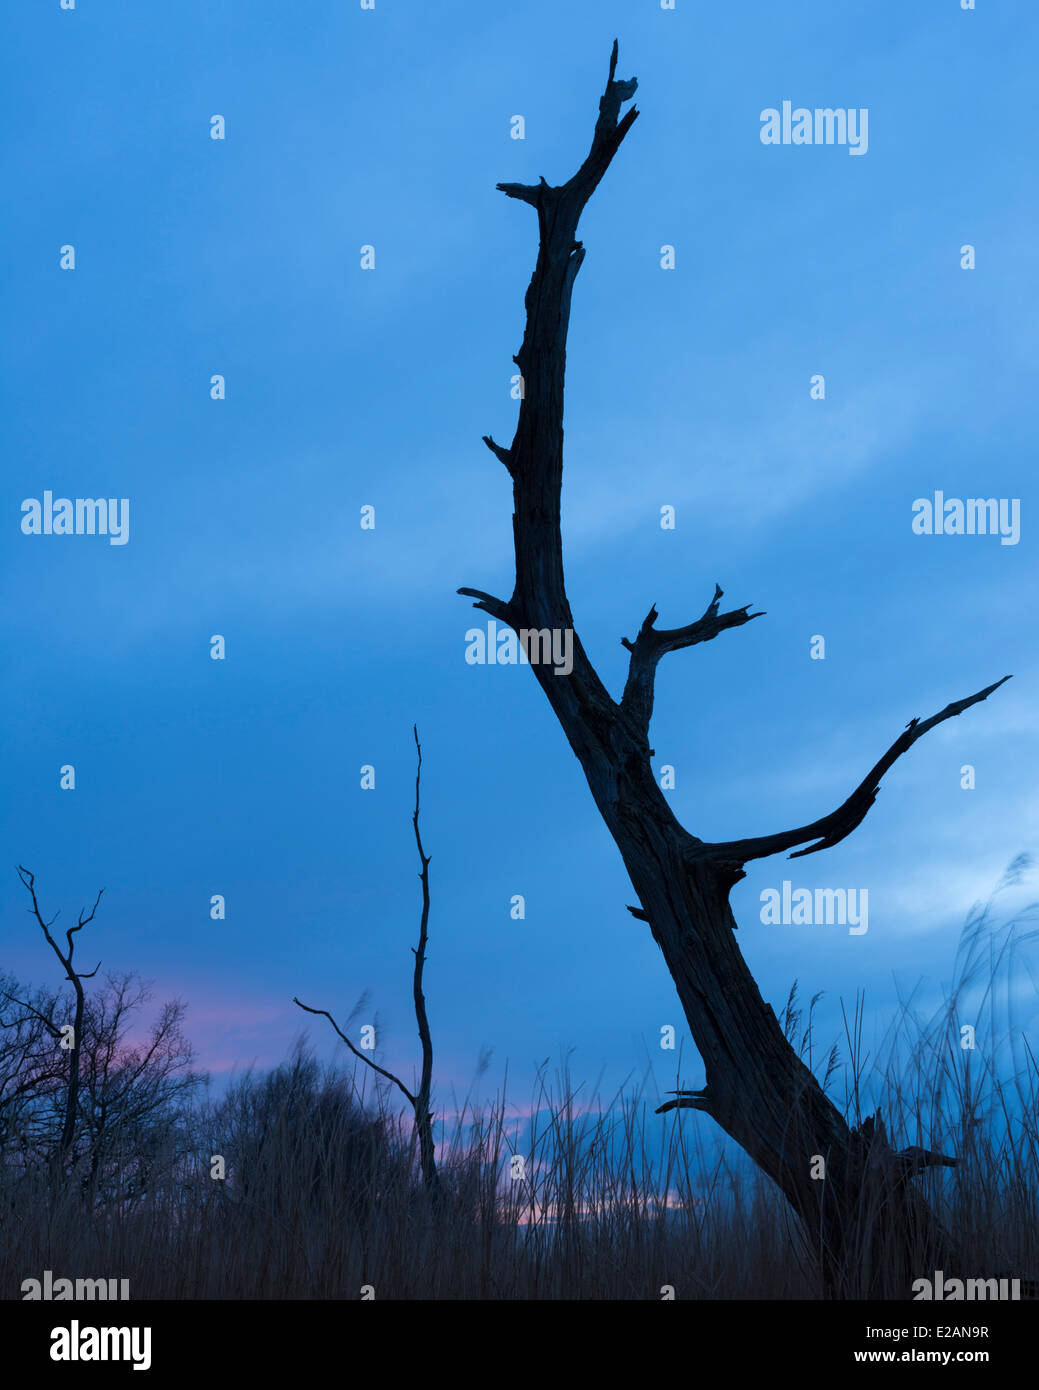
[{"xmin": 620, "ymin": 585, "xmax": 765, "ymax": 734}]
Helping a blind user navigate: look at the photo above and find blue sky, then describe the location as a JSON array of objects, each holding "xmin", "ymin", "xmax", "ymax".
[{"xmin": 3, "ymin": 0, "xmax": 1037, "ymax": 1127}]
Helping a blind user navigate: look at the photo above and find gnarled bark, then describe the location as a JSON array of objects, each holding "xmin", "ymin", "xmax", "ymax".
[{"xmin": 460, "ymin": 42, "xmax": 1008, "ymax": 1297}]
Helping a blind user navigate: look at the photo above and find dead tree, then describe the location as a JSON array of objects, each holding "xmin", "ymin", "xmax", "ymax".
[
  {"xmin": 295, "ymin": 726, "xmax": 439, "ymax": 1200},
  {"xmin": 6, "ymin": 866, "xmax": 103, "ymax": 1173},
  {"xmin": 458, "ymin": 42, "xmax": 1009, "ymax": 1296}
]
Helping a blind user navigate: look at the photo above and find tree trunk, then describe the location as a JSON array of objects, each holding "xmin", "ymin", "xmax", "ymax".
[
  {"xmin": 460, "ymin": 42, "xmax": 1004, "ymax": 1297},
  {"xmin": 59, "ymin": 979, "xmax": 85, "ymax": 1164},
  {"xmin": 411, "ymin": 728, "xmax": 440, "ymax": 1203},
  {"xmin": 295, "ymin": 728, "xmax": 440, "ymax": 1201},
  {"xmin": 13, "ymin": 867, "xmax": 103, "ymax": 1183}
]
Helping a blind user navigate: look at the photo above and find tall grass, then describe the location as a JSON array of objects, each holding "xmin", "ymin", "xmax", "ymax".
[{"xmin": 2, "ymin": 862, "xmax": 1036, "ymax": 1299}]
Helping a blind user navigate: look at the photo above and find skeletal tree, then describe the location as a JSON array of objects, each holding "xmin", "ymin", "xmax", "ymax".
[
  {"xmin": 3, "ymin": 879, "xmax": 201, "ymax": 1206},
  {"xmin": 295, "ymin": 726, "xmax": 439, "ymax": 1200},
  {"xmin": 458, "ymin": 42, "xmax": 1009, "ymax": 1296},
  {"xmin": 5, "ymin": 866, "xmax": 103, "ymax": 1173}
]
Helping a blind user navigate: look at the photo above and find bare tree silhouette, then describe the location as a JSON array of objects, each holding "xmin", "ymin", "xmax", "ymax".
[
  {"xmin": 458, "ymin": 41, "xmax": 1010, "ymax": 1296},
  {"xmin": 4, "ymin": 866, "xmax": 103, "ymax": 1175},
  {"xmin": 295, "ymin": 726, "xmax": 439, "ymax": 1200},
  {"xmin": 2, "ymin": 874, "xmax": 201, "ymax": 1201}
]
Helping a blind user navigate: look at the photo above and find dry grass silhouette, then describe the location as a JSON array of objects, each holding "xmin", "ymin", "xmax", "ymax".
[{"xmin": 2, "ymin": 862, "xmax": 1036, "ymax": 1299}]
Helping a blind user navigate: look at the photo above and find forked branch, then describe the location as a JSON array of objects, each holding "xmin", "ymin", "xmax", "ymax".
[
  {"xmin": 621, "ymin": 585, "xmax": 765, "ymax": 734},
  {"xmin": 462, "ymin": 40, "xmax": 640, "ymax": 651},
  {"xmin": 656, "ymin": 1087, "xmax": 712, "ymax": 1116},
  {"xmin": 497, "ymin": 40, "xmax": 639, "ymax": 219}
]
